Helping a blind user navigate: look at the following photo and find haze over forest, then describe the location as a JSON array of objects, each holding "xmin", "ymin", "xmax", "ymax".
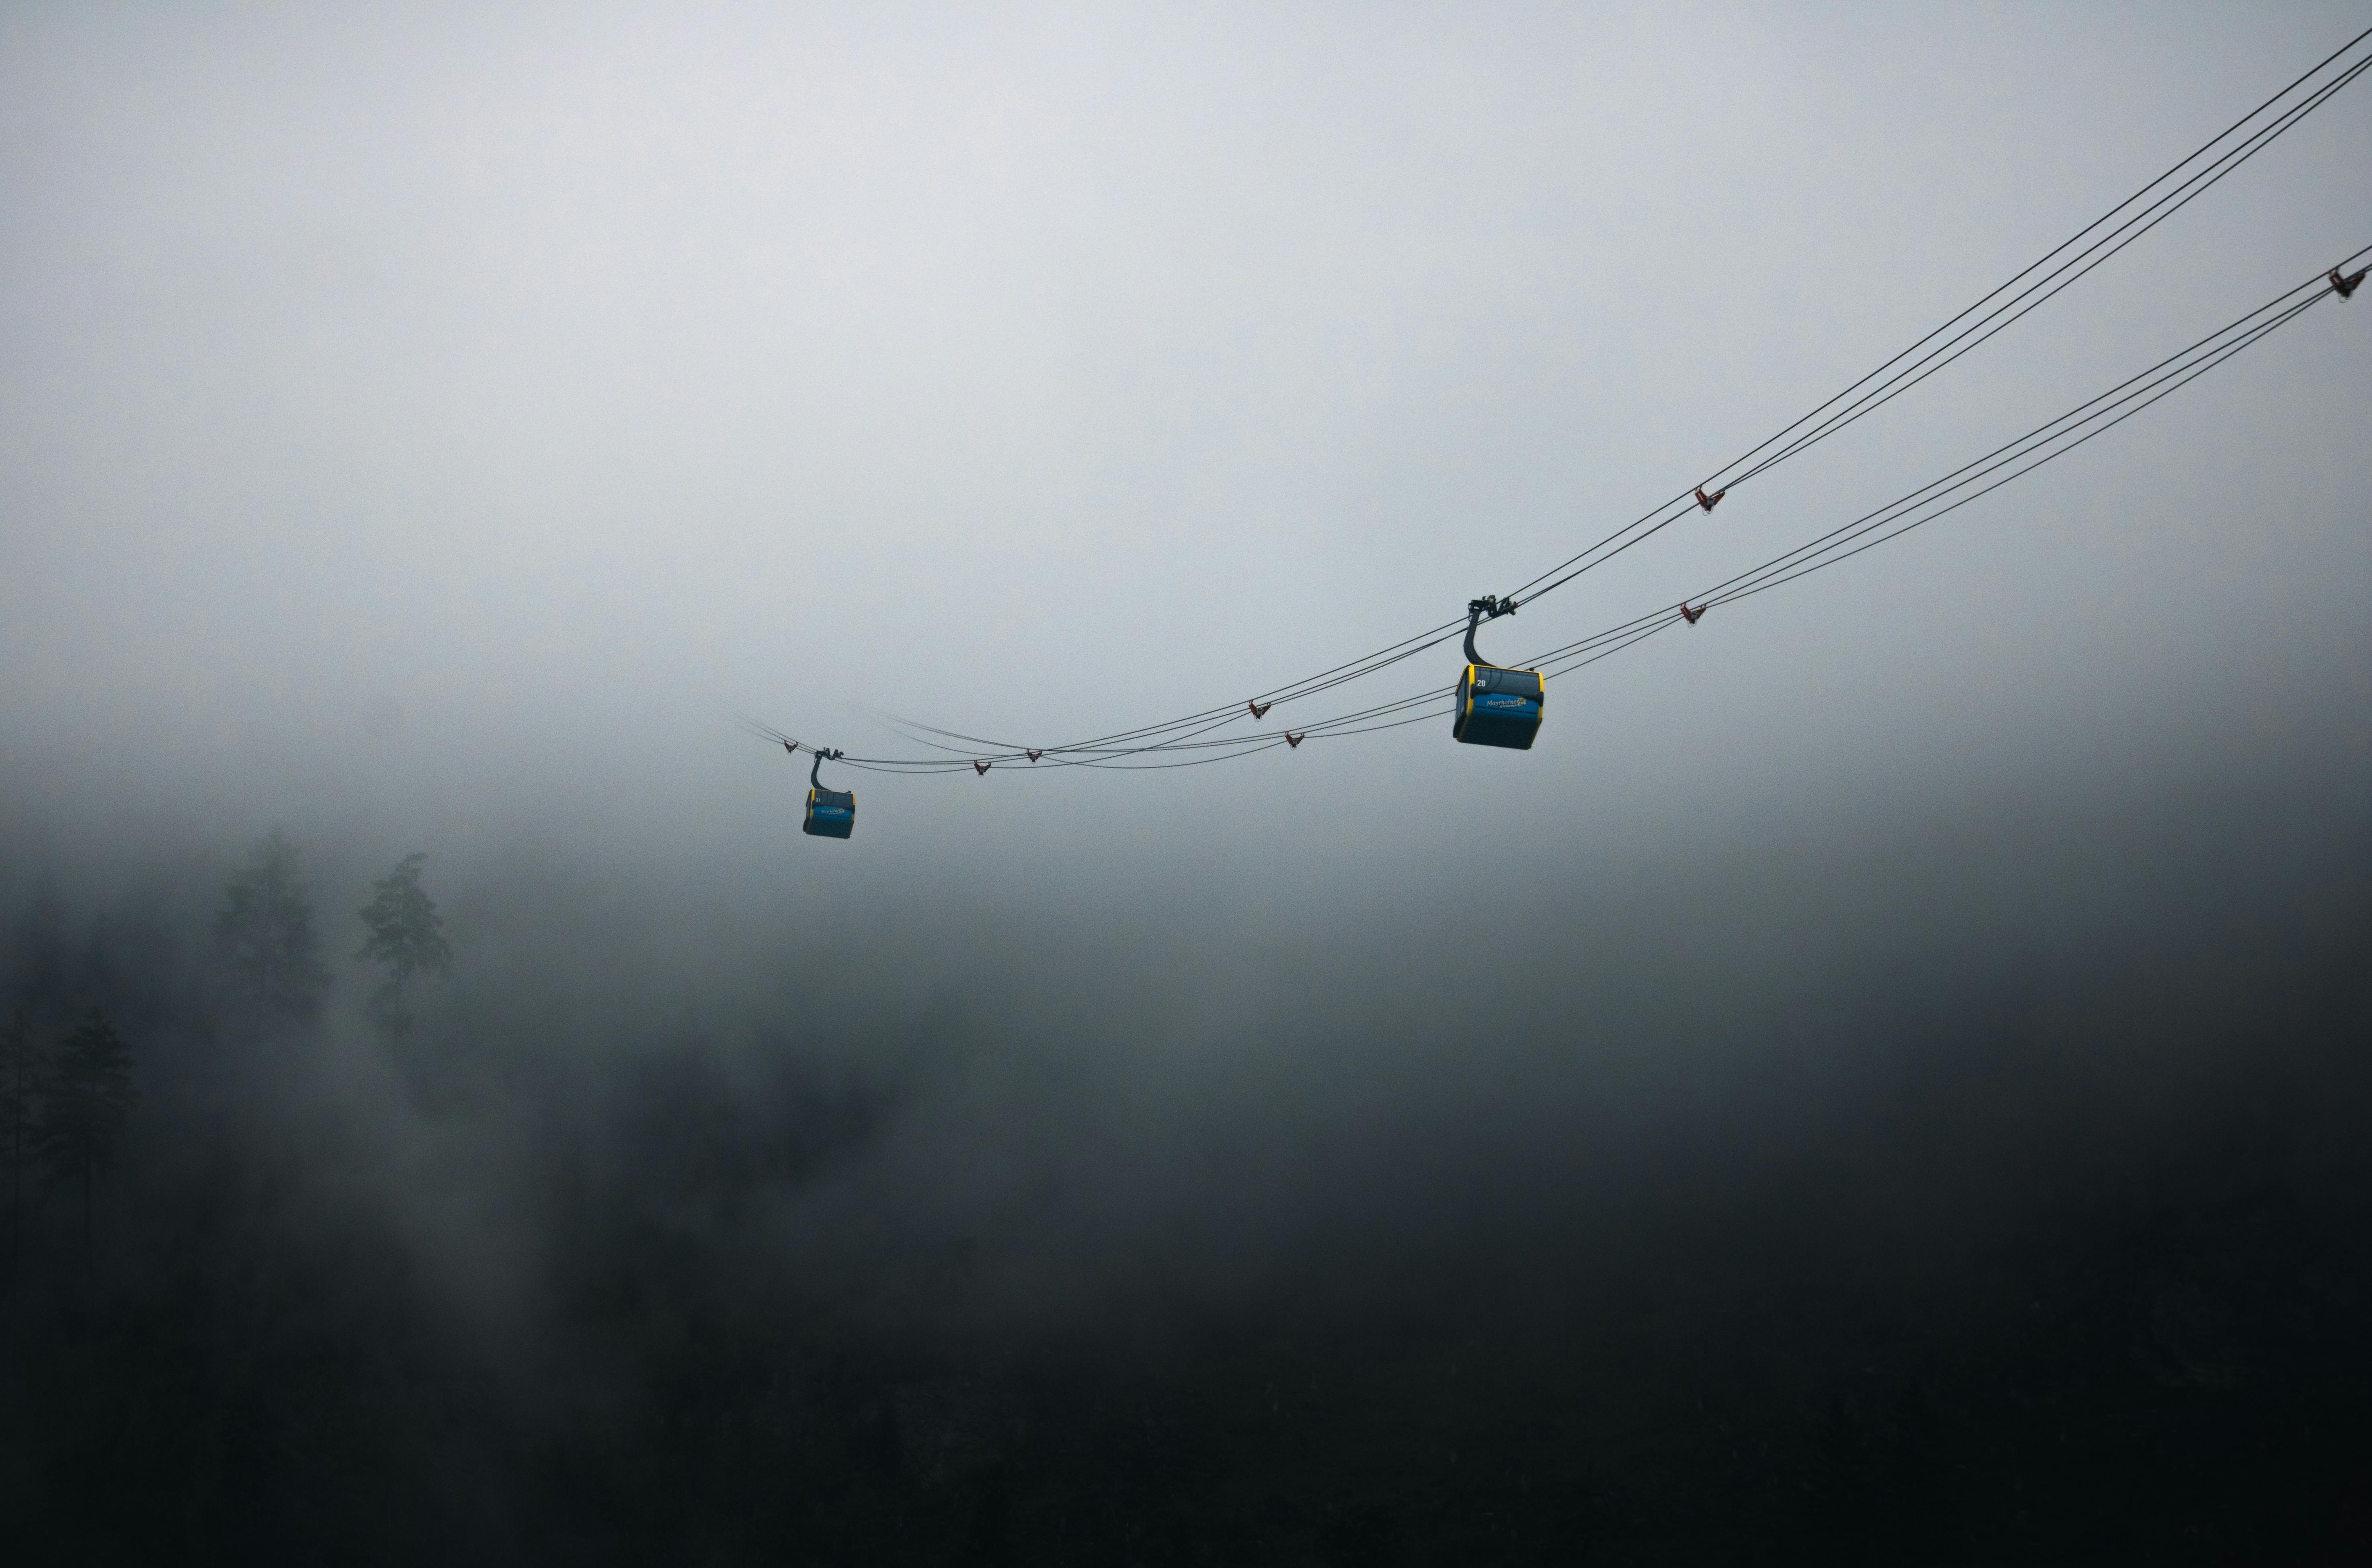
[{"xmin": 5, "ymin": 4, "xmax": 2371, "ymax": 1561}]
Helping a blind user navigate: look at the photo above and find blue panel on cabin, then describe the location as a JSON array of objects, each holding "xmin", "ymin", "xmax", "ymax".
[
  {"xmin": 1453, "ymin": 665, "xmax": 1544, "ymax": 750},
  {"xmin": 803, "ymin": 789, "xmax": 856, "ymax": 839}
]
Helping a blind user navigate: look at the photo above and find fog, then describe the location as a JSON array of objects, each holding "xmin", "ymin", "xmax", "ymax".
[{"xmin": 4, "ymin": 4, "xmax": 2370, "ymax": 1560}]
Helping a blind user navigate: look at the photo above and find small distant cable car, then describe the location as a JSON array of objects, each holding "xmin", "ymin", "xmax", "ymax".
[
  {"xmin": 1453, "ymin": 595, "xmax": 1544, "ymax": 750},
  {"xmin": 803, "ymin": 749, "xmax": 855, "ymax": 838}
]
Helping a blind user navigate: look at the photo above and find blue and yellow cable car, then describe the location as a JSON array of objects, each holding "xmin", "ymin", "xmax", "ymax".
[
  {"xmin": 1453, "ymin": 595, "xmax": 1544, "ymax": 750},
  {"xmin": 803, "ymin": 748, "xmax": 855, "ymax": 838}
]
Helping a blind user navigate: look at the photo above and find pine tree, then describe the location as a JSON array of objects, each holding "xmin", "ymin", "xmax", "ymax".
[
  {"xmin": 33, "ymin": 1007, "xmax": 137, "ymax": 1252},
  {"xmin": 217, "ymin": 828, "xmax": 329, "ymax": 1020},
  {"xmin": 356, "ymin": 853, "xmax": 452, "ymax": 1040}
]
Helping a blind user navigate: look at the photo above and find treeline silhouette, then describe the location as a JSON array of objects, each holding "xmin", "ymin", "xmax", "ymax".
[{"xmin": 2, "ymin": 822, "xmax": 2369, "ymax": 1564}]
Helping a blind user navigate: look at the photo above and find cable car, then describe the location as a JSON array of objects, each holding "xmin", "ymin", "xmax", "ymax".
[
  {"xmin": 1453, "ymin": 595, "xmax": 1544, "ymax": 750},
  {"xmin": 803, "ymin": 749, "xmax": 855, "ymax": 838}
]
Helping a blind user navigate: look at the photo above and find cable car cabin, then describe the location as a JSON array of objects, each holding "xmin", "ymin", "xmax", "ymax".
[
  {"xmin": 804, "ymin": 785, "xmax": 855, "ymax": 838},
  {"xmin": 1454, "ymin": 664, "xmax": 1544, "ymax": 750}
]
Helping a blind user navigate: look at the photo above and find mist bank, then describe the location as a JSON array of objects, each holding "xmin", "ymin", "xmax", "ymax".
[{"xmin": 2, "ymin": 704, "xmax": 2368, "ymax": 1560}]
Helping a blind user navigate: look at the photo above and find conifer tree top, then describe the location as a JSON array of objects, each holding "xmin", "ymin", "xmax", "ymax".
[{"xmin": 358, "ymin": 853, "xmax": 451, "ymax": 986}]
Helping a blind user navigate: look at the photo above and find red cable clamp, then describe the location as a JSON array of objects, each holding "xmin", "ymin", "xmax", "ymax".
[
  {"xmin": 1247, "ymin": 699, "xmax": 1272, "ymax": 720},
  {"xmin": 1694, "ymin": 486, "xmax": 1726, "ymax": 513},
  {"xmin": 1681, "ymin": 602, "xmax": 1705, "ymax": 625},
  {"xmin": 2333, "ymin": 266, "xmax": 2366, "ymax": 300},
  {"xmin": 1285, "ymin": 732, "xmax": 1305, "ymax": 748},
  {"xmin": 1025, "ymin": 749, "xmax": 1043, "ymax": 762},
  {"xmin": 973, "ymin": 760, "xmax": 990, "ymax": 775}
]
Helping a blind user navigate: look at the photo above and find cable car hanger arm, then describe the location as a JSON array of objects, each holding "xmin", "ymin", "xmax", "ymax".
[{"xmin": 1464, "ymin": 594, "xmax": 1516, "ymax": 668}]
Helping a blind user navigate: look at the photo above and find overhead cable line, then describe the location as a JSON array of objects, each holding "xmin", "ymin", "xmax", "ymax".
[
  {"xmin": 1503, "ymin": 28, "xmax": 2372, "ymax": 611},
  {"xmin": 815, "ymin": 248, "xmax": 2363, "ymax": 773},
  {"xmin": 1293, "ymin": 250, "xmax": 2368, "ymax": 746},
  {"xmin": 1307, "ymin": 251, "xmax": 2367, "ymax": 737}
]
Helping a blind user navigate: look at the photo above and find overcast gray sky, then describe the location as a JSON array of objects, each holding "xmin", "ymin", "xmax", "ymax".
[{"xmin": 4, "ymin": 1, "xmax": 2368, "ymax": 896}]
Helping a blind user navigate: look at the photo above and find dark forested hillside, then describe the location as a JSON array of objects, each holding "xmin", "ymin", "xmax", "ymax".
[{"xmin": 3, "ymin": 810, "xmax": 2369, "ymax": 1566}]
